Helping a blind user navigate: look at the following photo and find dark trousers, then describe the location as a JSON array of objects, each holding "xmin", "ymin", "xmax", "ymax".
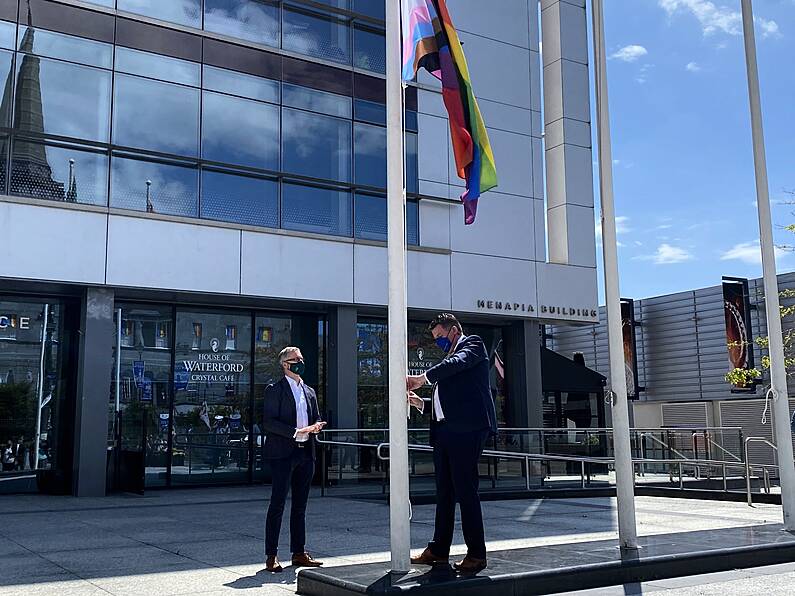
[
  {"xmin": 265, "ymin": 445, "xmax": 314, "ymax": 557},
  {"xmin": 428, "ymin": 427, "xmax": 490, "ymax": 560}
]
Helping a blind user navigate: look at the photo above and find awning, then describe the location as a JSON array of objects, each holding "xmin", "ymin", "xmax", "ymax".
[{"xmin": 541, "ymin": 347, "xmax": 606, "ymax": 393}]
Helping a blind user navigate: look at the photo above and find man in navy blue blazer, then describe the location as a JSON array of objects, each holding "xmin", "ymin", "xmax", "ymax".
[{"xmin": 407, "ymin": 313, "xmax": 497, "ymax": 574}]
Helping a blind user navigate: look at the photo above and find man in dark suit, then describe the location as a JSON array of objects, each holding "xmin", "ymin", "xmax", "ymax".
[
  {"xmin": 262, "ymin": 346, "xmax": 326, "ymax": 572},
  {"xmin": 406, "ymin": 313, "xmax": 497, "ymax": 574}
]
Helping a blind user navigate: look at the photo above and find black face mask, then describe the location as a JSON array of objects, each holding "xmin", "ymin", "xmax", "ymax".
[{"xmin": 289, "ymin": 361, "xmax": 306, "ymax": 377}]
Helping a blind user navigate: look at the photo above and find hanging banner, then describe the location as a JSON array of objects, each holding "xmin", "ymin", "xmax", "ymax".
[
  {"xmin": 620, "ymin": 298, "xmax": 640, "ymax": 400},
  {"xmin": 723, "ymin": 277, "xmax": 755, "ymax": 390}
]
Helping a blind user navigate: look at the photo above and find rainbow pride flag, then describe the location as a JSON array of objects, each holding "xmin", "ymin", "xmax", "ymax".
[{"xmin": 401, "ymin": 0, "xmax": 497, "ymax": 225}]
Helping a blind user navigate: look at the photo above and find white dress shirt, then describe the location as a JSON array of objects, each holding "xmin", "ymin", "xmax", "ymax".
[
  {"xmin": 286, "ymin": 375, "xmax": 310, "ymax": 442},
  {"xmin": 422, "ymin": 335, "xmax": 465, "ymax": 422}
]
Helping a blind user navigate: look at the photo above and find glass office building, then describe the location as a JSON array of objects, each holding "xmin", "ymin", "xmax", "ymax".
[{"xmin": 0, "ymin": 0, "xmax": 601, "ymax": 495}]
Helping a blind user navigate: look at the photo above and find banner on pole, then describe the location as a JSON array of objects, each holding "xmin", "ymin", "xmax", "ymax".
[
  {"xmin": 723, "ymin": 277, "xmax": 756, "ymax": 391},
  {"xmin": 620, "ymin": 298, "xmax": 640, "ymax": 400}
]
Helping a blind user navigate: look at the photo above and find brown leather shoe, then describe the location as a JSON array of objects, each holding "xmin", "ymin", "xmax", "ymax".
[
  {"xmin": 265, "ymin": 555, "xmax": 283, "ymax": 573},
  {"xmin": 454, "ymin": 555, "xmax": 487, "ymax": 574},
  {"xmin": 292, "ymin": 552, "xmax": 323, "ymax": 567},
  {"xmin": 410, "ymin": 547, "xmax": 449, "ymax": 566}
]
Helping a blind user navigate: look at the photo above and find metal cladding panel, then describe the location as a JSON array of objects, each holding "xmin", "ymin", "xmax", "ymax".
[
  {"xmin": 719, "ymin": 399, "xmax": 776, "ymax": 466},
  {"xmin": 661, "ymin": 402, "xmax": 708, "ymax": 427}
]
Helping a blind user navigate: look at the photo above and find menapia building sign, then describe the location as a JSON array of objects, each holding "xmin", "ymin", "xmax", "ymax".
[{"xmin": 476, "ymin": 300, "xmax": 596, "ymax": 319}]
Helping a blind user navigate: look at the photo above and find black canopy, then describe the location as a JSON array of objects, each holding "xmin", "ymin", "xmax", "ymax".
[{"xmin": 541, "ymin": 347, "xmax": 606, "ymax": 393}]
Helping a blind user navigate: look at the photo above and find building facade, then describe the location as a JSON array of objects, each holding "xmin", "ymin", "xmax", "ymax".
[
  {"xmin": 0, "ymin": 0, "xmax": 598, "ymax": 495},
  {"xmin": 550, "ymin": 272, "xmax": 795, "ymax": 468}
]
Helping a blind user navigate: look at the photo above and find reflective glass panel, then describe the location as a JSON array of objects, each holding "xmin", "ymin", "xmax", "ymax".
[
  {"xmin": 283, "ymin": 4, "xmax": 351, "ymax": 66},
  {"xmin": 282, "ymin": 182, "xmax": 351, "ymax": 237},
  {"xmin": 0, "ymin": 21, "xmax": 15, "ymax": 51},
  {"xmin": 201, "ymin": 170, "xmax": 278, "ymax": 228},
  {"xmin": 315, "ymin": 0, "xmax": 349, "ymax": 9},
  {"xmin": 111, "ymin": 155, "xmax": 199, "ymax": 217},
  {"xmin": 117, "ymin": 0, "xmax": 202, "ymax": 29},
  {"xmin": 282, "ymin": 108, "xmax": 351, "ymax": 182},
  {"xmin": 407, "ymin": 200, "xmax": 419, "ymax": 245},
  {"xmin": 0, "ymin": 50, "xmax": 13, "ymax": 127},
  {"xmin": 201, "ymin": 91, "xmax": 279, "ymax": 170},
  {"xmin": 406, "ymin": 132, "xmax": 418, "ymax": 194},
  {"xmin": 354, "ymin": 122, "xmax": 386, "ymax": 189},
  {"xmin": 15, "ymin": 56, "xmax": 111, "ymax": 142},
  {"xmin": 172, "ymin": 310, "xmax": 252, "ymax": 485},
  {"xmin": 0, "ymin": 301, "xmax": 63, "ymax": 480},
  {"xmin": 11, "ymin": 141, "xmax": 108, "ymax": 206},
  {"xmin": 353, "ymin": 100, "xmax": 385, "ymax": 126},
  {"xmin": 17, "ymin": 27, "xmax": 112, "ymax": 69},
  {"xmin": 204, "ymin": 0, "xmax": 280, "ymax": 48},
  {"xmin": 115, "ymin": 46, "xmax": 200, "ymax": 86},
  {"xmin": 113, "ymin": 74, "xmax": 200, "ymax": 157},
  {"xmin": 353, "ymin": 194, "xmax": 419, "ymax": 244},
  {"xmin": 83, "ymin": 0, "xmax": 114, "ymax": 5},
  {"xmin": 202, "ymin": 65, "xmax": 279, "ymax": 103},
  {"xmin": 282, "ymin": 83, "xmax": 350, "ymax": 118},
  {"xmin": 0, "ymin": 136, "xmax": 7, "ymax": 193},
  {"xmin": 353, "ymin": 24, "xmax": 385, "ymax": 74},
  {"xmin": 354, "ymin": 0, "xmax": 384, "ymax": 20}
]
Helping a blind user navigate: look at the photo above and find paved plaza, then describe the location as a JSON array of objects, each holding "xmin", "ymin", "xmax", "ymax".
[{"xmin": 0, "ymin": 487, "xmax": 787, "ymax": 595}]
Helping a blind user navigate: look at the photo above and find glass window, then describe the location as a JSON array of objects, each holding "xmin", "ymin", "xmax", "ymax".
[
  {"xmin": 201, "ymin": 91, "xmax": 279, "ymax": 171},
  {"xmin": 0, "ymin": 136, "xmax": 8, "ymax": 193},
  {"xmin": 353, "ymin": 24, "xmax": 385, "ymax": 74},
  {"xmin": 117, "ymin": 0, "xmax": 202, "ymax": 29},
  {"xmin": 283, "ymin": 4, "xmax": 351, "ymax": 66},
  {"xmin": 406, "ymin": 132, "xmax": 418, "ymax": 194},
  {"xmin": 354, "ymin": 99, "xmax": 385, "ymax": 126},
  {"xmin": 315, "ymin": 0, "xmax": 350, "ymax": 9},
  {"xmin": 17, "ymin": 27, "xmax": 112, "ymax": 69},
  {"xmin": 282, "ymin": 83, "xmax": 351, "ymax": 118},
  {"xmin": 84, "ymin": 0, "xmax": 115, "ymax": 5},
  {"xmin": 201, "ymin": 169, "xmax": 278, "ymax": 228},
  {"xmin": 115, "ymin": 46, "xmax": 200, "ymax": 87},
  {"xmin": 11, "ymin": 141, "xmax": 108, "ymax": 206},
  {"xmin": 204, "ymin": 0, "xmax": 280, "ymax": 48},
  {"xmin": 354, "ymin": 0, "xmax": 384, "ymax": 20},
  {"xmin": 0, "ymin": 21, "xmax": 15, "ymax": 51},
  {"xmin": 172, "ymin": 310, "xmax": 252, "ymax": 485},
  {"xmin": 113, "ymin": 74, "xmax": 200, "ymax": 157},
  {"xmin": 406, "ymin": 110, "xmax": 418, "ymax": 132},
  {"xmin": 202, "ymin": 65, "xmax": 279, "ymax": 103},
  {"xmin": 354, "ymin": 122, "xmax": 386, "ymax": 189},
  {"xmin": 0, "ymin": 50, "xmax": 13, "ymax": 127},
  {"xmin": 111, "ymin": 155, "xmax": 199, "ymax": 217},
  {"xmin": 282, "ymin": 182, "xmax": 351, "ymax": 237},
  {"xmin": 282, "ymin": 108, "xmax": 351, "ymax": 182},
  {"xmin": 0, "ymin": 301, "xmax": 64, "ymax": 479},
  {"xmin": 407, "ymin": 200, "xmax": 419, "ymax": 245},
  {"xmin": 15, "ymin": 56, "xmax": 111, "ymax": 143}
]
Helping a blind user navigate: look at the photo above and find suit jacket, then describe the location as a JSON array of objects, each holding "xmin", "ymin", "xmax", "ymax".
[
  {"xmin": 262, "ymin": 376, "xmax": 321, "ymax": 460},
  {"xmin": 425, "ymin": 335, "xmax": 498, "ymax": 444}
]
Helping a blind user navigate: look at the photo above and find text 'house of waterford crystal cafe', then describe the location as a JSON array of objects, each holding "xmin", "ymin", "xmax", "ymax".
[{"xmin": 0, "ymin": 0, "xmax": 599, "ymax": 496}]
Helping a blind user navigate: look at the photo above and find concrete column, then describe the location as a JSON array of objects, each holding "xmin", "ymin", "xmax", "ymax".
[
  {"xmin": 327, "ymin": 305, "xmax": 358, "ymax": 429},
  {"xmin": 72, "ymin": 287, "xmax": 115, "ymax": 497},
  {"xmin": 541, "ymin": 0, "xmax": 597, "ymax": 267},
  {"xmin": 505, "ymin": 320, "xmax": 543, "ymax": 428}
]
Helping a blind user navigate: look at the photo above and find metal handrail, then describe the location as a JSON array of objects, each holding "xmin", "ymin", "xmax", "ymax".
[
  {"xmin": 693, "ymin": 431, "xmax": 743, "ymax": 463},
  {"xmin": 745, "ymin": 436, "xmax": 779, "ymax": 505},
  {"xmin": 320, "ymin": 426, "xmax": 744, "ymax": 434}
]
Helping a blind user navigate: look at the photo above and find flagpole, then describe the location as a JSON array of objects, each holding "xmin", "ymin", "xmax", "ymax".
[
  {"xmin": 591, "ymin": 0, "xmax": 638, "ymax": 551},
  {"xmin": 386, "ymin": 0, "xmax": 411, "ymax": 573},
  {"xmin": 740, "ymin": 0, "xmax": 795, "ymax": 530}
]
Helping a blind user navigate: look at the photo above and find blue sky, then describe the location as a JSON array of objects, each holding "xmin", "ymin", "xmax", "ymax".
[{"xmin": 593, "ymin": 0, "xmax": 794, "ymax": 300}]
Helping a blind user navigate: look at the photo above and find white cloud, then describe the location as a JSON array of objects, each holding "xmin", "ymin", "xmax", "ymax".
[
  {"xmin": 636, "ymin": 64, "xmax": 654, "ymax": 84},
  {"xmin": 720, "ymin": 241, "xmax": 787, "ymax": 265},
  {"xmin": 595, "ymin": 215, "xmax": 630, "ymax": 244},
  {"xmin": 610, "ymin": 45, "xmax": 648, "ymax": 62},
  {"xmin": 658, "ymin": 0, "xmax": 780, "ymax": 39},
  {"xmin": 686, "ymin": 61, "xmax": 701, "ymax": 72},
  {"xmin": 636, "ymin": 243, "xmax": 694, "ymax": 264}
]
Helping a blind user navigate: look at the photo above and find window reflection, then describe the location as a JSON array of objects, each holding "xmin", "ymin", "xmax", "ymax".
[
  {"xmin": 0, "ymin": 21, "xmax": 15, "ymax": 51},
  {"xmin": 111, "ymin": 155, "xmax": 199, "ymax": 217},
  {"xmin": 406, "ymin": 132, "xmax": 418, "ymax": 194},
  {"xmin": 202, "ymin": 65, "xmax": 279, "ymax": 103},
  {"xmin": 353, "ymin": 24, "xmax": 385, "ymax": 74},
  {"xmin": 15, "ymin": 55, "xmax": 111, "ymax": 142},
  {"xmin": 283, "ymin": 4, "xmax": 351, "ymax": 66},
  {"xmin": 115, "ymin": 47, "xmax": 200, "ymax": 87},
  {"xmin": 407, "ymin": 200, "xmax": 419, "ymax": 246},
  {"xmin": 353, "ymin": 193, "xmax": 419, "ymax": 245},
  {"xmin": 17, "ymin": 27, "xmax": 112, "ymax": 69},
  {"xmin": 354, "ymin": 122, "xmax": 386, "ymax": 189},
  {"xmin": 202, "ymin": 91, "xmax": 279, "ymax": 170},
  {"xmin": 282, "ymin": 83, "xmax": 351, "ymax": 118},
  {"xmin": 201, "ymin": 170, "xmax": 278, "ymax": 228},
  {"xmin": 113, "ymin": 74, "xmax": 200, "ymax": 157},
  {"xmin": 282, "ymin": 182, "xmax": 352, "ymax": 237},
  {"xmin": 204, "ymin": 0, "xmax": 280, "ymax": 48},
  {"xmin": 117, "ymin": 0, "xmax": 202, "ymax": 29},
  {"xmin": 282, "ymin": 107, "xmax": 351, "ymax": 182},
  {"xmin": 11, "ymin": 140, "xmax": 108, "ymax": 205},
  {"xmin": 353, "ymin": 0, "xmax": 384, "ymax": 20}
]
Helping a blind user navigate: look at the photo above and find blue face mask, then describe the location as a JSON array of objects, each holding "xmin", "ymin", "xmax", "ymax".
[{"xmin": 435, "ymin": 330, "xmax": 454, "ymax": 353}]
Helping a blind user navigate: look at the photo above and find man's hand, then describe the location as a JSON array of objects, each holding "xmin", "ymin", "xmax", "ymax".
[
  {"xmin": 407, "ymin": 391, "xmax": 424, "ymax": 412},
  {"xmin": 297, "ymin": 422, "xmax": 326, "ymax": 435},
  {"xmin": 406, "ymin": 374, "xmax": 427, "ymax": 391}
]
